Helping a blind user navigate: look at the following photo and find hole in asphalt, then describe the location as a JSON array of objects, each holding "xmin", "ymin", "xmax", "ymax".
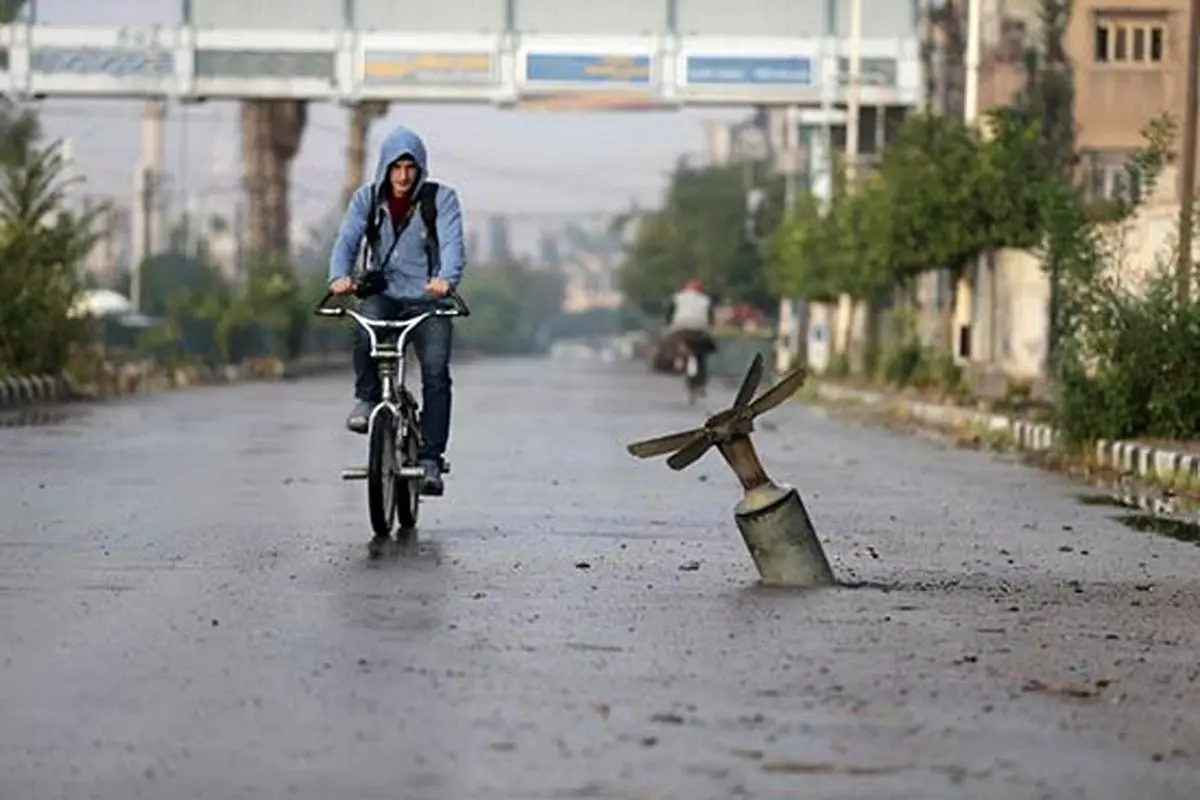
[{"xmin": 1114, "ymin": 514, "xmax": 1200, "ymax": 546}]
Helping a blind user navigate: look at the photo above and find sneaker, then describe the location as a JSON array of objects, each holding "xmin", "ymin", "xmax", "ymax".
[
  {"xmin": 345, "ymin": 400, "xmax": 373, "ymax": 434},
  {"xmin": 420, "ymin": 458, "xmax": 444, "ymax": 496}
]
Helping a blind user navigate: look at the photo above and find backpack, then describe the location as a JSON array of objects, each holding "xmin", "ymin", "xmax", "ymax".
[{"xmin": 361, "ymin": 180, "xmax": 440, "ymax": 277}]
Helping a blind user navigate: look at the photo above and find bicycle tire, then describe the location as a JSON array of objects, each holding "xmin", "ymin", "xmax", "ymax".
[
  {"xmin": 367, "ymin": 408, "xmax": 397, "ymax": 537},
  {"xmin": 395, "ymin": 418, "xmax": 421, "ymax": 533}
]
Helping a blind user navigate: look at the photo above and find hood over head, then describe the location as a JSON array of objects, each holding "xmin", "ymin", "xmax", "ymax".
[{"xmin": 372, "ymin": 124, "xmax": 429, "ymax": 198}]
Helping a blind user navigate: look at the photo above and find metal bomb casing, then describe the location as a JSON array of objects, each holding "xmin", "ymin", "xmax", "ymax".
[{"xmin": 627, "ymin": 353, "xmax": 835, "ymax": 588}]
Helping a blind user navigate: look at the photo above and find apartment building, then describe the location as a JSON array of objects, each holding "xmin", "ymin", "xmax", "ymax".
[
  {"xmin": 1074, "ymin": 0, "xmax": 1186, "ymax": 202},
  {"xmin": 959, "ymin": 0, "xmax": 1192, "ymax": 388},
  {"xmin": 979, "ymin": 0, "xmax": 1189, "ymax": 203}
]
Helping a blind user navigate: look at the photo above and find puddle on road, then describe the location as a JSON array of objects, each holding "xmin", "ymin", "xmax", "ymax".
[
  {"xmin": 1114, "ymin": 514, "xmax": 1200, "ymax": 546},
  {"xmin": 1075, "ymin": 493, "xmax": 1200, "ymax": 546},
  {"xmin": 1076, "ymin": 493, "xmax": 1130, "ymax": 508}
]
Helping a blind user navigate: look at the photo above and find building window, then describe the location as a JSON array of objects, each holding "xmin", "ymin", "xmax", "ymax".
[
  {"xmin": 1087, "ymin": 153, "xmax": 1135, "ymax": 201},
  {"xmin": 1095, "ymin": 18, "xmax": 1167, "ymax": 64}
]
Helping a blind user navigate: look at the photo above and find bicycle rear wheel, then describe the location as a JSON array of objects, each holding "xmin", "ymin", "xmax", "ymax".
[
  {"xmin": 367, "ymin": 408, "xmax": 398, "ymax": 536},
  {"xmin": 395, "ymin": 416, "xmax": 421, "ymax": 532}
]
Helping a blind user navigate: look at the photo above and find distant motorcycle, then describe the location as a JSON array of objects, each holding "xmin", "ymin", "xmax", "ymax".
[{"xmin": 665, "ymin": 330, "xmax": 716, "ymax": 405}]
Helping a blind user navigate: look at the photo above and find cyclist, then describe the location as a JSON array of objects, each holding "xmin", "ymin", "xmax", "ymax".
[
  {"xmin": 664, "ymin": 278, "xmax": 717, "ymax": 386},
  {"xmin": 327, "ymin": 124, "xmax": 466, "ymax": 497}
]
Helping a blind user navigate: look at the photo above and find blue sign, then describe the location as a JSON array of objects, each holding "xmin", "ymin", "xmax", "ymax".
[
  {"xmin": 685, "ymin": 56, "xmax": 811, "ymax": 86},
  {"xmin": 31, "ymin": 46, "xmax": 173, "ymax": 78},
  {"xmin": 525, "ymin": 53, "xmax": 652, "ymax": 85}
]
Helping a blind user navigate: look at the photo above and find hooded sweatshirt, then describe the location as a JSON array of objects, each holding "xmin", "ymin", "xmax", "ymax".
[{"xmin": 328, "ymin": 125, "xmax": 466, "ymax": 301}]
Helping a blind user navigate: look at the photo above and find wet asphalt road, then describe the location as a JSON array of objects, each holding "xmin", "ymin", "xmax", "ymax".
[{"xmin": 1, "ymin": 357, "xmax": 1199, "ymax": 800}]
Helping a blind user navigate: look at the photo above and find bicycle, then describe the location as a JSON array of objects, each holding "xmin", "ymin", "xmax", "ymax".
[{"xmin": 314, "ymin": 288, "xmax": 470, "ymax": 540}]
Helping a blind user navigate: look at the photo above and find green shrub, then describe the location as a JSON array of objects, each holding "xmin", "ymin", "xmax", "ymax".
[{"xmin": 1057, "ymin": 267, "xmax": 1200, "ymax": 444}]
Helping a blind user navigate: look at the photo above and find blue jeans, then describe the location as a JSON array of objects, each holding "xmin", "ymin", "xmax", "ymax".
[{"xmin": 353, "ymin": 294, "xmax": 453, "ymax": 461}]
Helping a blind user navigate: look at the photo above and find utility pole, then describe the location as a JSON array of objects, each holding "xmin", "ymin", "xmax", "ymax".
[
  {"xmin": 1176, "ymin": 0, "xmax": 1200, "ymax": 304},
  {"xmin": 131, "ymin": 99, "xmax": 165, "ymax": 313},
  {"xmin": 833, "ymin": 0, "xmax": 862, "ymax": 364},
  {"xmin": 774, "ymin": 104, "xmax": 803, "ymax": 374},
  {"xmin": 817, "ymin": 0, "xmax": 836, "ymax": 214},
  {"xmin": 845, "ymin": 0, "xmax": 863, "ymax": 186},
  {"xmin": 964, "ymin": 0, "xmax": 982, "ymax": 127},
  {"xmin": 952, "ymin": 0, "xmax": 983, "ymax": 364}
]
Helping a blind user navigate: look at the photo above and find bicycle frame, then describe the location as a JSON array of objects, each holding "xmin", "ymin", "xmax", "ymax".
[{"xmin": 314, "ymin": 289, "xmax": 471, "ymax": 437}]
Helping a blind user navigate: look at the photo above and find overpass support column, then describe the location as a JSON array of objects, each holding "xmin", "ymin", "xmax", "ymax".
[{"xmin": 130, "ymin": 99, "xmax": 166, "ymax": 314}]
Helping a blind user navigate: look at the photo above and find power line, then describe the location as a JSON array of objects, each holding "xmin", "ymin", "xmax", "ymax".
[{"xmin": 35, "ymin": 103, "xmax": 672, "ymax": 200}]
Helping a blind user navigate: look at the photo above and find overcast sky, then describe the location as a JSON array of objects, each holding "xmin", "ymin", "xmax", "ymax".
[{"xmin": 32, "ymin": 0, "xmax": 746, "ymax": 248}]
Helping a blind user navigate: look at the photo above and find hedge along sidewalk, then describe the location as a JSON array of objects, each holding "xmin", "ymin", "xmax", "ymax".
[
  {"xmin": 812, "ymin": 382, "xmax": 1200, "ymax": 495},
  {"xmin": 0, "ymin": 352, "xmax": 351, "ymax": 412}
]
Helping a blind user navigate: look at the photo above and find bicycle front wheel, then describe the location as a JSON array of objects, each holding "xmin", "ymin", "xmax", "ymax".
[{"xmin": 367, "ymin": 408, "xmax": 398, "ymax": 537}]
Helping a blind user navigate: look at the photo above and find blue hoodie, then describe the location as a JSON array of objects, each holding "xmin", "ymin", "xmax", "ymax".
[{"xmin": 328, "ymin": 125, "xmax": 466, "ymax": 300}]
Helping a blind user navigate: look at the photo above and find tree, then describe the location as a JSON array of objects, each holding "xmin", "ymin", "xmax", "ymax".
[
  {"xmin": 766, "ymin": 192, "xmax": 839, "ymax": 302},
  {"xmin": 873, "ymin": 112, "xmax": 1006, "ymax": 346},
  {"xmin": 618, "ymin": 160, "xmax": 775, "ymax": 317},
  {"xmin": 454, "ymin": 261, "xmax": 565, "ymax": 355},
  {"xmin": 0, "ymin": 142, "xmax": 101, "ymax": 376},
  {"xmin": 1011, "ymin": 0, "xmax": 1077, "ymax": 184},
  {"xmin": 115, "ymin": 250, "xmax": 229, "ymax": 318}
]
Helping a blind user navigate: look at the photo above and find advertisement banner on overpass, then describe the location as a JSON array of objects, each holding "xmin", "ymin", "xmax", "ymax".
[
  {"xmin": 362, "ymin": 51, "xmax": 495, "ymax": 85},
  {"xmin": 194, "ymin": 50, "xmax": 334, "ymax": 80},
  {"xmin": 683, "ymin": 55, "xmax": 812, "ymax": 87},
  {"xmin": 522, "ymin": 53, "xmax": 653, "ymax": 86},
  {"xmin": 30, "ymin": 46, "xmax": 175, "ymax": 79}
]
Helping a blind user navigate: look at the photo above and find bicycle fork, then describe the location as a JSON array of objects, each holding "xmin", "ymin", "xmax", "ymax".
[{"xmin": 340, "ymin": 357, "xmax": 425, "ymax": 482}]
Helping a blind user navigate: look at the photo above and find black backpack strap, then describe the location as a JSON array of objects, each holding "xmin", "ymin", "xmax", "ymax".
[
  {"xmin": 417, "ymin": 181, "xmax": 440, "ymax": 277},
  {"xmin": 360, "ymin": 185, "xmax": 385, "ymax": 274}
]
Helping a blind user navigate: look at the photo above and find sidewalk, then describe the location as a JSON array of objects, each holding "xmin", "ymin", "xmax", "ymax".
[{"xmin": 811, "ymin": 381, "xmax": 1200, "ymax": 508}]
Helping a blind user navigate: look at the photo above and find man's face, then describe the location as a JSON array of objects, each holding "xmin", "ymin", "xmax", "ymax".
[{"xmin": 389, "ymin": 157, "xmax": 419, "ymax": 196}]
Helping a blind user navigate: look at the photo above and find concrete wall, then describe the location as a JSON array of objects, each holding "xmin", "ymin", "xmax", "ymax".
[
  {"xmin": 980, "ymin": 248, "xmax": 1050, "ymax": 381},
  {"xmin": 515, "ymin": 0, "xmax": 669, "ymax": 35},
  {"xmin": 191, "ymin": 0, "xmax": 344, "ymax": 29},
  {"xmin": 967, "ymin": 186, "xmax": 1189, "ymax": 391},
  {"xmin": 355, "ymin": 0, "xmax": 506, "ymax": 32}
]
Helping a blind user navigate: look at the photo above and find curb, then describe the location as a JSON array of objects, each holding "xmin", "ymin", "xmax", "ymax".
[
  {"xmin": 813, "ymin": 382, "xmax": 1200, "ymax": 486},
  {"xmin": 0, "ymin": 355, "xmax": 350, "ymax": 412},
  {"xmin": 1094, "ymin": 439, "xmax": 1200, "ymax": 491},
  {"xmin": 0, "ymin": 374, "xmax": 73, "ymax": 409}
]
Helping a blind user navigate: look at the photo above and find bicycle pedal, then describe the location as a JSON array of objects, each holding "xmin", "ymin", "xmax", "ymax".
[{"xmin": 396, "ymin": 466, "xmax": 425, "ymax": 479}]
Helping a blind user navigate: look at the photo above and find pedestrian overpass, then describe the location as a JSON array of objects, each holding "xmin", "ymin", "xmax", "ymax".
[{"xmin": 1, "ymin": 0, "xmax": 922, "ymax": 109}]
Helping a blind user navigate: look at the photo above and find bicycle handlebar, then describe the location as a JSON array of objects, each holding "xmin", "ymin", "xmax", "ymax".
[{"xmin": 313, "ymin": 284, "xmax": 471, "ymax": 322}]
